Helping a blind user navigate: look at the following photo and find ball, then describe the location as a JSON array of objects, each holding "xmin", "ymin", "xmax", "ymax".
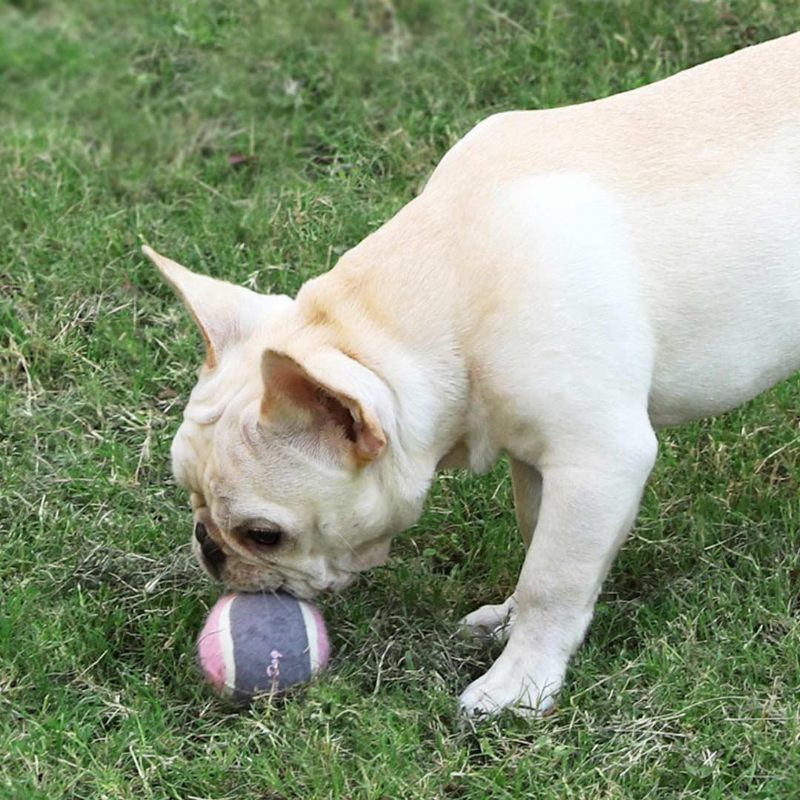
[{"xmin": 197, "ymin": 592, "xmax": 330, "ymax": 701}]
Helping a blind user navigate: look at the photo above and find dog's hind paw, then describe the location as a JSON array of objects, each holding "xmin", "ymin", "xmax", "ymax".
[{"xmin": 458, "ymin": 595, "xmax": 517, "ymax": 644}]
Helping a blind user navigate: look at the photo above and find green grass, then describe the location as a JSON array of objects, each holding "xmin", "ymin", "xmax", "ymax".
[{"xmin": 2, "ymin": 0, "xmax": 799, "ymax": 797}]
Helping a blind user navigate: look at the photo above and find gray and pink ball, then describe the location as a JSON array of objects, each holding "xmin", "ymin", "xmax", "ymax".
[{"xmin": 197, "ymin": 592, "xmax": 330, "ymax": 700}]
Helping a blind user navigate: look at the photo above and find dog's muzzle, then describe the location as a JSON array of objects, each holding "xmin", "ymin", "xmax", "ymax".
[{"xmin": 194, "ymin": 521, "xmax": 225, "ymax": 579}]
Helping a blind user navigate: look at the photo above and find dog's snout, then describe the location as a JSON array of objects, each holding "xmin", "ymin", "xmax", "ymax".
[
  {"xmin": 201, "ymin": 536, "xmax": 226, "ymax": 566},
  {"xmin": 194, "ymin": 521, "xmax": 209, "ymax": 545},
  {"xmin": 195, "ymin": 521, "xmax": 226, "ymax": 576}
]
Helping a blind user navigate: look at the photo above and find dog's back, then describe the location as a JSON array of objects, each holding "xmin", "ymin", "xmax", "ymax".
[{"xmin": 422, "ymin": 33, "xmax": 800, "ymax": 426}]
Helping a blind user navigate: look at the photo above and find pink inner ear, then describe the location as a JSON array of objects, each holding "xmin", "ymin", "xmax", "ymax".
[
  {"xmin": 262, "ymin": 349, "xmax": 386, "ymax": 462},
  {"xmin": 263, "ymin": 352, "xmax": 356, "ymax": 435},
  {"xmin": 354, "ymin": 417, "xmax": 386, "ymax": 461},
  {"xmin": 319, "ymin": 389, "xmax": 358, "ymax": 441},
  {"xmin": 261, "ymin": 351, "xmax": 318, "ymax": 418}
]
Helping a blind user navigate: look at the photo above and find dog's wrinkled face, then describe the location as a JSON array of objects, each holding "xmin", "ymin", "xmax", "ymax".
[
  {"xmin": 145, "ymin": 248, "xmax": 414, "ymax": 598},
  {"xmin": 171, "ymin": 359, "xmax": 401, "ymax": 598}
]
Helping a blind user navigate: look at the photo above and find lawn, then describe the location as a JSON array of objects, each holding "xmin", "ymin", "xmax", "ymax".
[{"xmin": 1, "ymin": 1, "xmax": 799, "ymax": 797}]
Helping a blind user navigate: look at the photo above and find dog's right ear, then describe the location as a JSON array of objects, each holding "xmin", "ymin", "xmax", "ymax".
[
  {"xmin": 261, "ymin": 348, "xmax": 389, "ymax": 466},
  {"xmin": 143, "ymin": 246, "xmax": 288, "ymax": 368}
]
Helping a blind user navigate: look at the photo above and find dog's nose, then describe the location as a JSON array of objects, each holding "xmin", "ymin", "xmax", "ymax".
[
  {"xmin": 195, "ymin": 521, "xmax": 226, "ymax": 573},
  {"xmin": 194, "ymin": 521, "xmax": 209, "ymax": 545}
]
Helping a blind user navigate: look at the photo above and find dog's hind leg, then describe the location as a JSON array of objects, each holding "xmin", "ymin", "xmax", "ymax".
[
  {"xmin": 510, "ymin": 458, "xmax": 542, "ymax": 549},
  {"xmin": 458, "ymin": 459, "xmax": 542, "ymax": 643}
]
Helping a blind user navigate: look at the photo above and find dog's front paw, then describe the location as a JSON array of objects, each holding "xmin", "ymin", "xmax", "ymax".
[
  {"xmin": 459, "ymin": 595, "xmax": 517, "ymax": 644},
  {"xmin": 459, "ymin": 653, "xmax": 564, "ymax": 718}
]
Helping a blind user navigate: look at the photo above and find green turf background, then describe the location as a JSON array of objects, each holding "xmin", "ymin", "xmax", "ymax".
[{"xmin": 1, "ymin": 1, "xmax": 799, "ymax": 797}]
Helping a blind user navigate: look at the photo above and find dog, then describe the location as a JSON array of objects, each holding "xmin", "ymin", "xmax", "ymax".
[{"xmin": 144, "ymin": 31, "xmax": 800, "ymax": 717}]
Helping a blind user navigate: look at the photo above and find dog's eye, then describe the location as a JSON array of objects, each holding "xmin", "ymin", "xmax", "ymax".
[{"xmin": 246, "ymin": 528, "xmax": 282, "ymax": 547}]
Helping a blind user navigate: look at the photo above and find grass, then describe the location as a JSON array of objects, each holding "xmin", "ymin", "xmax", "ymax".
[{"xmin": 1, "ymin": 0, "xmax": 799, "ymax": 797}]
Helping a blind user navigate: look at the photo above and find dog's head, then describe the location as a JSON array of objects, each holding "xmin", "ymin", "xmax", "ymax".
[{"xmin": 146, "ymin": 247, "xmax": 424, "ymax": 599}]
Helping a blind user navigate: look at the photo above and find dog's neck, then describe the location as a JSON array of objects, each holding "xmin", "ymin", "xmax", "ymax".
[{"xmin": 288, "ymin": 193, "xmax": 498, "ymax": 484}]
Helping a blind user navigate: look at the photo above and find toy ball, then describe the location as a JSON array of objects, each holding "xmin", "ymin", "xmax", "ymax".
[{"xmin": 197, "ymin": 592, "xmax": 330, "ymax": 701}]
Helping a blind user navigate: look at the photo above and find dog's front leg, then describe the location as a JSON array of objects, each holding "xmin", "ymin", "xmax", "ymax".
[
  {"xmin": 459, "ymin": 459, "xmax": 542, "ymax": 642},
  {"xmin": 460, "ymin": 426, "xmax": 657, "ymax": 717}
]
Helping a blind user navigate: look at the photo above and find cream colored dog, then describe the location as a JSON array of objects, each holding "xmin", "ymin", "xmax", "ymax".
[{"xmin": 145, "ymin": 32, "xmax": 800, "ymax": 717}]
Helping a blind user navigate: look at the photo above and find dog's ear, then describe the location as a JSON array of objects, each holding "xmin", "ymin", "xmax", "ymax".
[
  {"xmin": 142, "ymin": 246, "xmax": 287, "ymax": 368},
  {"xmin": 261, "ymin": 348, "xmax": 387, "ymax": 464}
]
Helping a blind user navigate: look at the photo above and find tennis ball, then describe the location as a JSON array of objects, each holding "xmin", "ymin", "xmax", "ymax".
[{"xmin": 197, "ymin": 592, "xmax": 330, "ymax": 701}]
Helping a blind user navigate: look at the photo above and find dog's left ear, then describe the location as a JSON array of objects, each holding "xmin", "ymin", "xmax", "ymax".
[
  {"xmin": 143, "ymin": 245, "xmax": 289, "ymax": 368},
  {"xmin": 261, "ymin": 348, "xmax": 388, "ymax": 465}
]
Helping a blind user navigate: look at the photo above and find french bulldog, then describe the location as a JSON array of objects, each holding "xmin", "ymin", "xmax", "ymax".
[{"xmin": 145, "ymin": 31, "xmax": 800, "ymax": 716}]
